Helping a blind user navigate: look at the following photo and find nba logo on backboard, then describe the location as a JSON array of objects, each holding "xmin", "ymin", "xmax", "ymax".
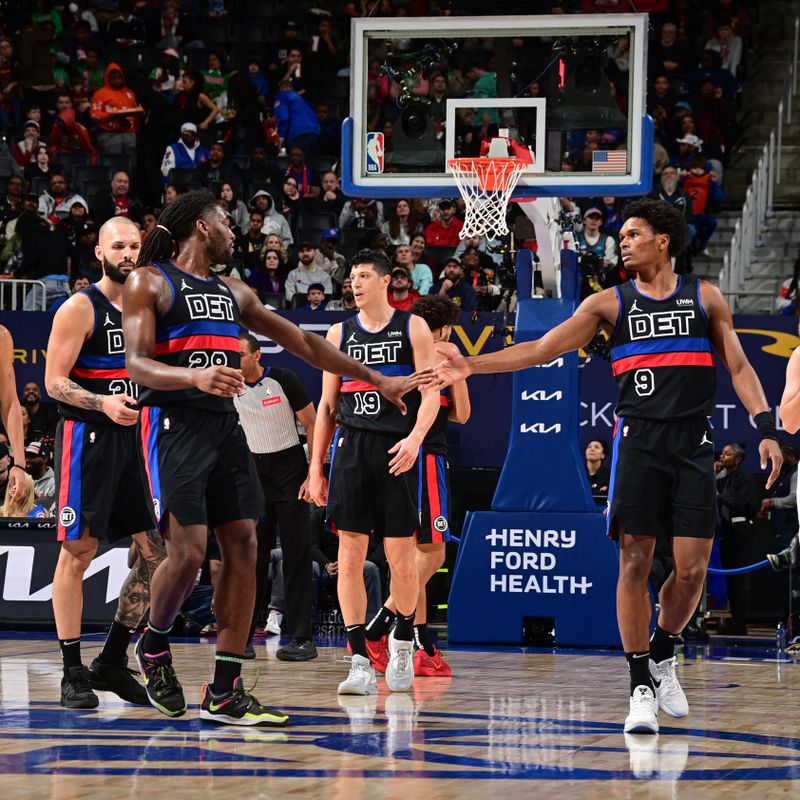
[{"xmin": 365, "ymin": 132, "xmax": 384, "ymax": 174}]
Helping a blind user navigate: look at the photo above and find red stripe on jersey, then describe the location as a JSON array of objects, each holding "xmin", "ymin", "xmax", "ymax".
[
  {"xmin": 57, "ymin": 420, "xmax": 74, "ymax": 542},
  {"xmin": 611, "ymin": 351, "xmax": 714, "ymax": 376},
  {"xmin": 426, "ymin": 453, "xmax": 443, "ymax": 544},
  {"xmin": 70, "ymin": 367, "xmax": 129, "ymax": 379},
  {"xmin": 140, "ymin": 408, "xmax": 154, "ymax": 502},
  {"xmin": 340, "ymin": 380, "xmax": 380, "ymax": 393},
  {"xmin": 439, "ymin": 394, "xmax": 449, "ymax": 406},
  {"xmin": 153, "ymin": 335, "xmax": 240, "ymax": 355}
]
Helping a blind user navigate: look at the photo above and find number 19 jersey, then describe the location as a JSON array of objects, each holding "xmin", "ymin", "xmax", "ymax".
[
  {"xmin": 609, "ymin": 275, "xmax": 716, "ymax": 420},
  {"xmin": 336, "ymin": 310, "xmax": 420, "ymax": 435}
]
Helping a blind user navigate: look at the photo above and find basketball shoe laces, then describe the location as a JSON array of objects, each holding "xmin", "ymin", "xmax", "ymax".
[
  {"xmin": 147, "ymin": 658, "xmax": 181, "ymax": 696},
  {"xmin": 345, "ymin": 656, "xmax": 374, "ymax": 681},
  {"xmin": 393, "ymin": 646, "xmax": 412, "ymax": 674}
]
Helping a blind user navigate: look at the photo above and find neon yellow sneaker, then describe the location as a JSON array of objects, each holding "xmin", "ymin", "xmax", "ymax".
[{"xmin": 200, "ymin": 676, "xmax": 290, "ymax": 727}]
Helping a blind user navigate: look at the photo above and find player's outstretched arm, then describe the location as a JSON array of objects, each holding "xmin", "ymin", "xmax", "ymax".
[
  {"xmin": 0, "ymin": 326, "xmax": 29, "ymax": 500},
  {"xmin": 422, "ymin": 290, "xmax": 616, "ymax": 388},
  {"xmin": 703, "ymin": 281, "xmax": 782, "ymax": 487},
  {"xmin": 231, "ymin": 277, "xmax": 412, "ymax": 412},
  {"xmin": 308, "ymin": 325, "xmax": 342, "ymax": 507},
  {"xmin": 124, "ymin": 267, "xmax": 244, "ymax": 396},
  {"xmin": 45, "ymin": 296, "xmax": 139, "ymax": 426},
  {"xmin": 780, "ymin": 345, "xmax": 800, "ymax": 434}
]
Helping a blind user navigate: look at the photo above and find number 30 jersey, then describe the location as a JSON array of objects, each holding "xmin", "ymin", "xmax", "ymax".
[
  {"xmin": 609, "ymin": 275, "xmax": 716, "ymax": 421},
  {"xmin": 336, "ymin": 310, "xmax": 420, "ymax": 435},
  {"xmin": 137, "ymin": 260, "xmax": 241, "ymax": 413}
]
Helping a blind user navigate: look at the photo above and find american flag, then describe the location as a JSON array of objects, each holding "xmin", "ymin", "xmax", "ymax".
[{"xmin": 592, "ymin": 150, "xmax": 627, "ymax": 173}]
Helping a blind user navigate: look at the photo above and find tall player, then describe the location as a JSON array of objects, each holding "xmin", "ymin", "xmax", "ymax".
[
  {"xmin": 308, "ymin": 249, "xmax": 440, "ymax": 696},
  {"xmin": 422, "ymin": 199, "xmax": 782, "ymax": 733},
  {"xmin": 123, "ymin": 192, "xmax": 418, "ymax": 727},
  {"xmin": 45, "ymin": 217, "xmax": 165, "ymax": 709},
  {"xmin": 365, "ymin": 296, "xmax": 470, "ymax": 678}
]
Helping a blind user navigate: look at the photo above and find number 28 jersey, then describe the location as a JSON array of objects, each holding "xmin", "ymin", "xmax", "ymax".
[
  {"xmin": 609, "ymin": 275, "xmax": 716, "ymax": 420},
  {"xmin": 137, "ymin": 260, "xmax": 241, "ymax": 413},
  {"xmin": 336, "ymin": 310, "xmax": 420, "ymax": 435}
]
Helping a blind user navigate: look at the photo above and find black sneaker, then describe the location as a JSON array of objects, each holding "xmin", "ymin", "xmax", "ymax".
[
  {"xmin": 200, "ymin": 676, "xmax": 290, "ymax": 727},
  {"xmin": 89, "ymin": 656, "xmax": 149, "ymax": 706},
  {"xmin": 61, "ymin": 665, "xmax": 99, "ymax": 709},
  {"xmin": 243, "ymin": 643, "xmax": 256, "ymax": 660},
  {"xmin": 276, "ymin": 638, "xmax": 318, "ymax": 662},
  {"xmin": 134, "ymin": 636, "xmax": 187, "ymax": 717}
]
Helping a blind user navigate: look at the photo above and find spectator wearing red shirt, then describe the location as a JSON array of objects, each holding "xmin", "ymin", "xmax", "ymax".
[
  {"xmin": 425, "ymin": 199, "xmax": 463, "ymax": 247},
  {"xmin": 90, "ymin": 63, "xmax": 143, "ymax": 157},
  {"xmin": 92, "ymin": 172, "xmax": 144, "ymax": 226},
  {"xmin": 387, "ymin": 264, "xmax": 421, "ymax": 311},
  {"xmin": 49, "ymin": 108, "xmax": 97, "ymax": 165}
]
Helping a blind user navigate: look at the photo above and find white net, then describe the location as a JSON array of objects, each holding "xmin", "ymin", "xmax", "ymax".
[{"xmin": 448, "ymin": 157, "xmax": 529, "ymax": 239}]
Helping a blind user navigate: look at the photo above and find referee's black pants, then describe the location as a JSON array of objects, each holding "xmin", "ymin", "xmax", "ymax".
[{"xmin": 250, "ymin": 446, "xmax": 313, "ymax": 643}]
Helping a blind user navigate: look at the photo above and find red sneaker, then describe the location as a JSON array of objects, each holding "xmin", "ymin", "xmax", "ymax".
[
  {"xmin": 346, "ymin": 636, "xmax": 390, "ymax": 674},
  {"xmin": 414, "ymin": 647, "xmax": 452, "ymax": 677}
]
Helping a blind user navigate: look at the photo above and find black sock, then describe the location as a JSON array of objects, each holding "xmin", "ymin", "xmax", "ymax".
[
  {"xmin": 211, "ymin": 651, "xmax": 244, "ymax": 694},
  {"xmin": 346, "ymin": 624, "xmax": 368, "ymax": 658},
  {"xmin": 365, "ymin": 605, "xmax": 396, "ymax": 641},
  {"xmin": 413, "ymin": 623, "xmax": 436, "ymax": 656},
  {"xmin": 98, "ymin": 621, "xmax": 134, "ymax": 665},
  {"xmin": 141, "ymin": 622, "xmax": 172, "ymax": 656},
  {"xmin": 650, "ymin": 624, "xmax": 679, "ymax": 664},
  {"xmin": 59, "ymin": 637, "xmax": 82, "ymax": 671},
  {"xmin": 625, "ymin": 651, "xmax": 655, "ymax": 695},
  {"xmin": 394, "ymin": 610, "xmax": 415, "ymax": 642}
]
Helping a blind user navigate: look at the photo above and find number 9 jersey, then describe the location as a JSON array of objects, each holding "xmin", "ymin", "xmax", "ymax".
[
  {"xmin": 608, "ymin": 275, "xmax": 716, "ymax": 421},
  {"xmin": 336, "ymin": 309, "xmax": 420, "ymax": 435}
]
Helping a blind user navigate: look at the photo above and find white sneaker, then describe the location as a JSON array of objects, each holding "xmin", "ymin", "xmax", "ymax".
[
  {"xmin": 624, "ymin": 685, "xmax": 659, "ymax": 734},
  {"xmin": 385, "ymin": 631, "xmax": 414, "ymax": 692},
  {"xmin": 650, "ymin": 656, "xmax": 689, "ymax": 718},
  {"xmin": 338, "ymin": 655, "xmax": 378, "ymax": 696},
  {"xmin": 265, "ymin": 610, "xmax": 283, "ymax": 636}
]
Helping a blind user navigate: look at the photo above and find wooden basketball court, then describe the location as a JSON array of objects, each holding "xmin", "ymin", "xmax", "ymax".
[{"xmin": 0, "ymin": 631, "xmax": 797, "ymax": 797}]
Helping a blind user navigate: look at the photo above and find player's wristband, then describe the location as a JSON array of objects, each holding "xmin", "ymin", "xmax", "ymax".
[{"xmin": 754, "ymin": 411, "xmax": 779, "ymax": 442}]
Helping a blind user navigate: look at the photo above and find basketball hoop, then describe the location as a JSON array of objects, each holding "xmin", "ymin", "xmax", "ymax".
[{"xmin": 448, "ymin": 157, "xmax": 529, "ymax": 239}]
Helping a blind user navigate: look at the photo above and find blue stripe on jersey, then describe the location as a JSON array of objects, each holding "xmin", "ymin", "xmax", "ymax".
[
  {"xmin": 157, "ymin": 319, "xmax": 241, "ymax": 342},
  {"xmin": 74, "ymin": 353, "xmax": 126, "ymax": 369},
  {"xmin": 145, "ymin": 407, "xmax": 163, "ymax": 528},
  {"xmin": 341, "ymin": 364, "xmax": 413, "ymax": 381},
  {"xmin": 610, "ymin": 337, "xmax": 712, "ymax": 361},
  {"xmin": 65, "ymin": 421, "xmax": 85, "ymax": 540},
  {"xmin": 606, "ymin": 417, "xmax": 623, "ymax": 538},
  {"xmin": 436, "ymin": 454, "xmax": 448, "ymax": 521}
]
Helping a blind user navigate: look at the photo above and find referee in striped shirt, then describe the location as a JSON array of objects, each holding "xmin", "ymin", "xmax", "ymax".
[{"xmin": 235, "ymin": 333, "xmax": 318, "ymax": 661}]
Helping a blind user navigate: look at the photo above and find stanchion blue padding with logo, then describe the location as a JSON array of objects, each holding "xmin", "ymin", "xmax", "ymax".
[{"xmin": 448, "ymin": 249, "xmax": 622, "ymax": 646}]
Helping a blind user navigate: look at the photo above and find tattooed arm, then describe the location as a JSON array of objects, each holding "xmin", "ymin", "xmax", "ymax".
[
  {"xmin": 115, "ymin": 529, "xmax": 165, "ymax": 629},
  {"xmin": 45, "ymin": 293, "xmax": 139, "ymax": 426}
]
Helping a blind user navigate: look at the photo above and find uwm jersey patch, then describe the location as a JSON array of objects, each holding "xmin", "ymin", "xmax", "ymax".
[
  {"xmin": 336, "ymin": 310, "xmax": 419, "ymax": 435},
  {"xmin": 609, "ymin": 276, "xmax": 716, "ymax": 421},
  {"xmin": 60, "ymin": 285, "xmax": 138, "ymax": 425}
]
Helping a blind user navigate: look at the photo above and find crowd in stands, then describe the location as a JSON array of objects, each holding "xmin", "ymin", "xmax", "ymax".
[{"xmin": 0, "ymin": 0, "xmax": 754, "ymax": 317}]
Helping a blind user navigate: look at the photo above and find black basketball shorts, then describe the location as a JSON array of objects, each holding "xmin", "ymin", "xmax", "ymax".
[
  {"xmin": 327, "ymin": 427, "xmax": 419, "ymax": 538},
  {"xmin": 55, "ymin": 417, "xmax": 153, "ymax": 543},
  {"xmin": 607, "ymin": 416, "xmax": 716, "ymax": 540},
  {"xmin": 138, "ymin": 406, "xmax": 264, "ymax": 530},
  {"xmin": 417, "ymin": 449, "xmax": 452, "ymax": 545}
]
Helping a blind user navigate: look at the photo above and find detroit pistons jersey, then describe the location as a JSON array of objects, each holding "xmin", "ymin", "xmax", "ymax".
[
  {"xmin": 337, "ymin": 309, "xmax": 420, "ymax": 435},
  {"xmin": 423, "ymin": 389, "xmax": 450, "ymax": 452},
  {"xmin": 609, "ymin": 275, "xmax": 716, "ymax": 420},
  {"xmin": 137, "ymin": 260, "xmax": 241, "ymax": 413},
  {"xmin": 60, "ymin": 284, "xmax": 137, "ymax": 425}
]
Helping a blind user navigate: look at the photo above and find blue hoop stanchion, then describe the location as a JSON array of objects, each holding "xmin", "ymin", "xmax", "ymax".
[{"xmin": 707, "ymin": 559, "xmax": 770, "ymax": 576}]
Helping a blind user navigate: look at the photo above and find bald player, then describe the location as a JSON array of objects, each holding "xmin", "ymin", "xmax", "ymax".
[{"xmin": 46, "ymin": 217, "xmax": 166, "ymax": 710}]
